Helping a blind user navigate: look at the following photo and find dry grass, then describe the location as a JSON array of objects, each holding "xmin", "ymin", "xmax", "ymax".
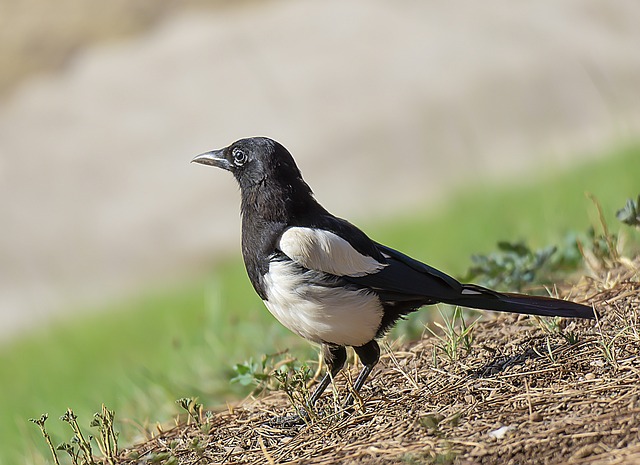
[{"xmin": 114, "ymin": 259, "xmax": 640, "ymax": 465}]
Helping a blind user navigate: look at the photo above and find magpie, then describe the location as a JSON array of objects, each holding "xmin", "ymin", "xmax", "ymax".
[{"xmin": 192, "ymin": 137, "xmax": 595, "ymax": 417}]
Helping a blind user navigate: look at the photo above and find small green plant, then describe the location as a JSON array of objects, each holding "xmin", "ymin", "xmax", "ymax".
[
  {"xmin": 188, "ymin": 437, "xmax": 206, "ymax": 457},
  {"xmin": 548, "ymin": 231, "xmax": 585, "ymax": 272},
  {"xmin": 29, "ymin": 414, "xmax": 61, "ymax": 465},
  {"xmin": 535, "ymin": 315, "xmax": 562, "ymax": 334},
  {"xmin": 56, "ymin": 443, "xmax": 79, "ymax": 465},
  {"xmin": 616, "ymin": 194, "xmax": 640, "ymax": 228},
  {"xmin": 426, "ymin": 306, "xmax": 479, "ymax": 364},
  {"xmin": 534, "ymin": 316, "xmax": 580, "ymax": 345},
  {"xmin": 576, "ymin": 192, "xmax": 640, "ymax": 271},
  {"xmin": 596, "ymin": 330, "xmax": 621, "ymax": 367},
  {"xmin": 562, "ymin": 330, "xmax": 579, "ymax": 345},
  {"xmin": 594, "ymin": 313, "xmax": 628, "ymax": 368},
  {"xmin": 578, "ymin": 193, "xmax": 621, "ymax": 267},
  {"xmin": 580, "ymin": 226, "xmax": 620, "ymax": 266},
  {"xmin": 230, "ymin": 350, "xmax": 298, "ymax": 394},
  {"xmin": 90, "ymin": 404, "xmax": 119, "ymax": 465},
  {"xmin": 175, "ymin": 397, "xmax": 203, "ymax": 426},
  {"xmin": 273, "ymin": 365, "xmax": 314, "ymax": 421},
  {"xmin": 463, "ymin": 192, "xmax": 640, "ymax": 290},
  {"xmin": 60, "ymin": 409, "xmax": 96, "ymax": 465},
  {"xmin": 419, "ymin": 413, "xmax": 445, "ymax": 434},
  {"xmin": 463, "ymin": 241, "xmax": 558, "ymax": 292}
]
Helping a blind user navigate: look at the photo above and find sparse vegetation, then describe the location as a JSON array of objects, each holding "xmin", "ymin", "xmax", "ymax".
[
  {"xmin": 272, "ymin": 364, "xmax": 315, "ymax": 422},
  {"xmin": 112, "ymin": 256, "xmax": 640, "ymax": 464},
  {"xmin": 534, "ymin": 315, "xmax": 580, "ymax": 345},
  {"xmin": 30, "ymin": 406, "xmax": 119, "ymax": 465},
  {"xmin": 230, "ymin": 350, "xmax": 302, "ymax": 395},
  {"xmin": 425, "ymin": 306, "xmax": 480, "ymax": 365},
  {"xmin": 463, "ymin": 241, "xmax": 559, "ymax": 292},
  {"xmin": 59, "ymin": 409, "xmax": 95, "ymax": 465},
  {"xmin": 29, "ymin": 415, "xmax": 60, "ymax": 465},
  {"xmin": 175, "ymin": 398, "xmax": 203, "ymax": 427},
  {"xmin": 112, "ymin": 190, "xmax": 636, "ymax": 465},
  {"xmin": 91, "ymin": 405, "xmax": 119, "ymax": 465},
  {"xmin": 462, "ymin": 192, "xmax": 640, "ymax": 294}
]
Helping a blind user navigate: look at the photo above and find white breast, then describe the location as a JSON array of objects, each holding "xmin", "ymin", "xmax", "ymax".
[{"xmin": 262, "ymin": 260, "xmax": 383, "ymax": 347}]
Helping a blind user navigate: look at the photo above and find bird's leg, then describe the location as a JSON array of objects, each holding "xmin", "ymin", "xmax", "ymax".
[
  {"xmin": 344, "ymin": 340, "xmax": 380, "ymax": 407},
  {"xmin": 270, "ymin": 344, "xmax": 346, "ymax": 427},
  {"xmin": 308, "ymin": 344, "xmax": 347, "ymax": 405}
]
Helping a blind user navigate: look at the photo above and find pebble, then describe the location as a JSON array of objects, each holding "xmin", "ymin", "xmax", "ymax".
[
  {"xmin": 529, "ymin": 412, "xmax": 543, "ymax": 422},
  {"xmin": 585, "ymin": 373, "xmax": 596, "ymax": 380}
]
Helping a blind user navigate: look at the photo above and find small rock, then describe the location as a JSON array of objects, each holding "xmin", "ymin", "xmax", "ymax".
[
  {"xmin": 585, "ymin": 373, "xmax": 596, "ymax": 380},
  {"xmin": 529, "ymin": 412, "xmax": 543, "ymax": 422},
  {"xmin": 488, "ymin": 425, "xmax": 515, "ymax": 439}
]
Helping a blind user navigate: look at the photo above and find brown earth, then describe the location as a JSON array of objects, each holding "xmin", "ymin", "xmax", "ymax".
[{"xmin": 112, "ymin": 260, "xmax": 640, "ymax": 464}]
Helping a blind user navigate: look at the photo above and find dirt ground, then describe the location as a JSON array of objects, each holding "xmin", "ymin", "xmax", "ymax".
[{"xmin": 115, "ymin": 259, "xmax": 640, "ymax": 465}]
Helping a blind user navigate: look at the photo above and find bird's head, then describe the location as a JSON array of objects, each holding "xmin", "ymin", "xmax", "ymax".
[{"xmin": 192, "ymin": 137, "xmax": 305, "ymax": 191}]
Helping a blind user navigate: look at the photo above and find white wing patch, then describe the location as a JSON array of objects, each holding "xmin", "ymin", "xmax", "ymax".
[{"xmin": 278, "ymin": 227, "xmax": 385, "ymax": 277}]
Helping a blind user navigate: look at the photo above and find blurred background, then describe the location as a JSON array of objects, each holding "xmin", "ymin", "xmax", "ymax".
[{"xmin": 1, "ymin": 0, "xmax": 640, "ymax": 463}]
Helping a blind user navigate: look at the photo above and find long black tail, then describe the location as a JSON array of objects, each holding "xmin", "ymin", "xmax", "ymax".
[{"xmin": 444, "ymin": 284, "xmax": 595, "ymax": 319}]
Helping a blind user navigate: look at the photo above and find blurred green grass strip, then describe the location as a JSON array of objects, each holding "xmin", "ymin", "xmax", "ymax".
[{"xmin": 2, "ymin": 143, "xmax": 639, "ymax": 464}]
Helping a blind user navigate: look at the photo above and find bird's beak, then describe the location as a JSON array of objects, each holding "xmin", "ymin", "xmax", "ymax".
[{"xmin": 191, "ymin": 149, "xmax": 231, "ymax": 171}]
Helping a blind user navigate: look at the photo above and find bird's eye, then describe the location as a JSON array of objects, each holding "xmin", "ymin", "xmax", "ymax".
[{"xmin": 232, "ymin": 149, "xmax": 247, "ymax": 166}]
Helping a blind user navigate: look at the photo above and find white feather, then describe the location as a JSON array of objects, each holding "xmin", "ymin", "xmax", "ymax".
[
  {"xmin": 278, "ymin": 227, "xmax": 385, "ymax": 277},
  {"xmin": 462, "ymin": 288, "xmax": 482, "ymax": 295},
  {"xmin": 263, "ymin": 260, "xmax": 383, "ymax": 346}
]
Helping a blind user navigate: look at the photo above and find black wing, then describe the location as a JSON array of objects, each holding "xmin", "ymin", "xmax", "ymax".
[{"xmin": 345, "ymin": 243, "xmax": 463, "ymax": 302}]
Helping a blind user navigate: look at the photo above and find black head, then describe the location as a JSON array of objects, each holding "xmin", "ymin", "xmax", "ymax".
[{"xmin": 192, "ymin": 137, "xmax": 305, "ymax": 191}]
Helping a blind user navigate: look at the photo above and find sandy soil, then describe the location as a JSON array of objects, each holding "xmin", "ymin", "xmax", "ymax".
[{"xmin": 1, "ymin": 0, "xmax": 640, "ymax": 340}]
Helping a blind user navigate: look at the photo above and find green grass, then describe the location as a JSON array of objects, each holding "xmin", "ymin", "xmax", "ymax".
[{"xmin": 3, "ymin": 143, "xmax": 640, "ymax": 465}]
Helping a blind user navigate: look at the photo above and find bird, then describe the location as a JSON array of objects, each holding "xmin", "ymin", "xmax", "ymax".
[{"xmin": 192, "ymin": 136, "xmax": 595, "ymax": 421}]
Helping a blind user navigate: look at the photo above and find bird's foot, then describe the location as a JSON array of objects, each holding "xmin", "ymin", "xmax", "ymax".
[
  {"xmin": 340, "ymin": 392, "xmax": 366, "ymax": 417},
  {"xmin": 343, "ymin": 391, "xmax": 364, "ymax": 409},
  {"xmin": 343, "ymin": 394, "xmax": 355, "ymax": 409}
]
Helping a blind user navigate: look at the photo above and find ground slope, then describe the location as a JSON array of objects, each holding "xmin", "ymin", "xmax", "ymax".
[{"xmin": 117, "ymin": 261, "xmax": 640, "ymax": 465}]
